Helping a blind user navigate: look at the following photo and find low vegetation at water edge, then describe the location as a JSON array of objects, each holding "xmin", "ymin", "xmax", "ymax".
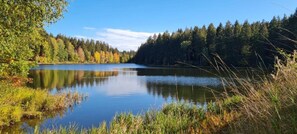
[
  {"xmin": 35, "ymin": 51, "xmax": 297, "ymax": 134},
  {"xmin": 0, "ymin": 80, "xmax": 84, "ymax": 128}
]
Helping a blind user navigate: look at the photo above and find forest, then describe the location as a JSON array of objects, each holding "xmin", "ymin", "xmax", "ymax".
[
  {"xmin": 0, "ymin": 2, "xmax": 135, "ymax": 77},
  {"xmin": 3, "ymin": 0, "xmax": 297, "ymax": 133},
  {"xmin": 1, "ymin": 30, "xmax": 135, "ymax": 76},
  {"xmin": 133, "ymin": 10, "xmax": 297, "ymax": 67},
  {"xmin": 36, "ymin": 34, "xmax": 136, "ymax": 64}
]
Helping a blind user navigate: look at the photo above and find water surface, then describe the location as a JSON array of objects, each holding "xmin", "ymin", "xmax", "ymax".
[{"xmin": 22, "ymin": 64, "xmax": 223, "ymax": 131}]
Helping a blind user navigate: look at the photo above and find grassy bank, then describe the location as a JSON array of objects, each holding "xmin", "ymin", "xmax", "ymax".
[
  {"xmin": 37, "ymin": 102, "xmax": 239, "ymax": 134},
  {"xmin": 2, "ymin": 51, "xmax": 297, "ymax": 133},
  {"xmin": 34, "ymin": 51, "xmax": 297, "ymax": 134},
  {"xmin": 0, "ymin": 79, "xmax": 84, "ymax": 128}
]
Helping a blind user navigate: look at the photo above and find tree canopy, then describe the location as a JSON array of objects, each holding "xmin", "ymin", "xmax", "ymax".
[
  {"xmin": 0, "ymin": 0, "xmax": 67, "ymax": 76},
  {"xmin": 0, "ymin": 1, "xmax": 135, "ymax": 76},
  {"xmin": 132, "ymin": 10, "xmax": 297, "ymax": 68},
  {"xmin": 36, "ymin": 35, "xmax": 135, "ymax": 64}
]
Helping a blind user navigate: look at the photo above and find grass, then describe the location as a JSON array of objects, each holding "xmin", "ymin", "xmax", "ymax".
[
  {"xmin": 36, "ymin": 51, "xmax": 297, "ymax": 134},
  {"xmin": 224, "ymin": 50, "xmax": 297, "ymax": 133},
  {"xmin": 0, "ymin": 79, "xmax": 85, "ymax": 128},
  {"xmin": 3, "ymin": 51, "xmax": 297, "ymax": 133},
  {"xmin": 36, "ymin": 103, "xmax": 239, "ymax": 134}
]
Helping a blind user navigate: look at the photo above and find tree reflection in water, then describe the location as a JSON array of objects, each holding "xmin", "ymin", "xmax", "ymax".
[{"xmin": 28, "ymin": 70, "xmax": 119, "ymax": 90}]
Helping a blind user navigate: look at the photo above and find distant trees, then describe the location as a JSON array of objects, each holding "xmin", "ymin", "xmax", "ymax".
[
  {"xmin": 66, "ymin": 40, "xmax": 76, "ymax": 61},
  {"xmin": 77, "ymin": 47, "xmax": 85, "ymax": 62},
  {"xmin": 133, "ymin": 10, "xmax": 297, "ymax": 67},
  {"xmin": 0, "ymin": 0, "xmax": 135, "ymax": 77},
  {"xmin": 94, "ymin": 51, "xmax": 101, "ymax": 63},
  {"xmin": 33, "ymin": 34, "xmax": 135, "ymax": 64},
  {"xmin": 57, "ymin": 39, "xmax": 68, "ymax": 62}
]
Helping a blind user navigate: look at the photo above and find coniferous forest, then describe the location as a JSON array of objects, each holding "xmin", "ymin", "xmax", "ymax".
[{"xmin": 133, "ymin": 11, "xmax": 297, "ymax": 67}]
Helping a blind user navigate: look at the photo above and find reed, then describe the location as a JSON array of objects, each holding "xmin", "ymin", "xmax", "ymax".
[{"xmin": 0, "ymin": 80, "xmax": 84, "ymax": 128}]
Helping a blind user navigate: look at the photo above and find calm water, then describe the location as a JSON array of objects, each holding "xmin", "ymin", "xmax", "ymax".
[{"xmin": 11, "ymin": 64, "xmax": 225, "ymax": 132}]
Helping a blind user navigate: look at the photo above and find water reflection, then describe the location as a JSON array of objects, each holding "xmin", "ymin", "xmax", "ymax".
[
  {"xmin": 28, "ymin": 68, "xmax": 221, "ymax": 102},
  {"xmin": 28, "ymin": 70, "xmax": 119, "ymax": 90},
  {"xmin": 24, "ymin": 64, "xmax": 224, "ymax": 130},
  {"xmin": 146, "ymin": 83, "xmax": 217, "ymax": 103}
]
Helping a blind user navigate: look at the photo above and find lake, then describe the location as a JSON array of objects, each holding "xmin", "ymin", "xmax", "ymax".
[{"xmin": 14, "ymin": 64, "xmax": 225, "ymax": 131}]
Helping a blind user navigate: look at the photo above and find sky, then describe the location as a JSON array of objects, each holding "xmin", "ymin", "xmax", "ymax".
[{"xmin": 45, "ymin": 0, "xmax": 297, "ymax": 51}]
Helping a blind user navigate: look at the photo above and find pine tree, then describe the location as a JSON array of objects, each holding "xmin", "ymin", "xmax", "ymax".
[{"xmin": 207, "ymin": 23, "xmax": 217, "ymax": 55}]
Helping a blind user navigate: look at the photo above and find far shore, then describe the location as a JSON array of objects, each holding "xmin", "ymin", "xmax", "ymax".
[{"xmin": 37, "ymin": 62, "xmax": 262, "ymax": 71}]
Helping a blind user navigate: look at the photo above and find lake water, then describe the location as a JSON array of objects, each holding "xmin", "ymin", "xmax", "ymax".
[{"xmin": 11, "ymin": 64, "xmax": 225, "ymax": 132}]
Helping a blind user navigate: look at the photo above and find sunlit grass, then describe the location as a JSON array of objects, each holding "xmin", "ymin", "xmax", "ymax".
[
  {"xmin": 35, "ymin": 102, "xmax": 239, "ymax": 134},
  {"xmin": 3, "ymin": 51, "xmax": 297, "ymax": 133},
  {"xmin": 38, "ymin": 51, "xmax": 297, "ymax": 133},
  {"xmin": 224, "ymin": 50, "xmax": 297, "ymax": 133},
  {"xmin": 0, "ymin": 80, "xmax": 84, "ymax": 128}
]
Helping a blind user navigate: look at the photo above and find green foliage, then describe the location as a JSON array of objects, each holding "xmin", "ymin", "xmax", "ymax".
[
  {"xmin": 133, "ymin": 10, "xmax": 297, "ymax": 67},
  {"xmin": 57, "ymin": 39, "xmax": 68, "ymax": 62},
  {"xmin": 65, "ymin": 40, "xmax": 76, "ymax": 61},
  {"xmin": 181, "ymin": 40, "xmax": 191, "ymax": 49},
  {"xmin": 35, "ymin": 35, "xmax": 134, "ymax": 64},
  {"xmin": 0, "ymin": 36, "xmax": 35, "ymax": 76},
  {"xmin": 5, "ymin": 61, "xmax": 35, "ymax": 76},
  {"xmin": 0, "ymin": 0, "xmax": 134, "ymax": 73},
  {"xmin": 0, "ymin": 0, "xmax": 68, "ymax": 76},
  {"xmin": 221, "ymin": 95, "xmax": 243, "ymax": 110},
  {"xmin": 48, "ymin": 37, "xmax": 59, "ymax": 62}
]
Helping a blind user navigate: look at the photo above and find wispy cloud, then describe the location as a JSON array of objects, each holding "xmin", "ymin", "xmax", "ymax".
[
  {"xmin": 83, "ymin": 26, "xmax": 96, "ymax": 30},
  {"xmin": 75, "ymin": 28, "xmax": 158, "ymax": 51},
  {"xmin": 74, "ymin": 35, "xmax": 90, "ymax": 39}
]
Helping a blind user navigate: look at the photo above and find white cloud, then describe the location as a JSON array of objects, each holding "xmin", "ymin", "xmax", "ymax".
[
  {"xmin": 74, "ymin": 35, "xmax": 89, "ymax": 39},
  {"xmin": 83, "ymin": 27, "xmax": 96, "ymax": 30},
  {"xmin": 75, "ymin": 28, "xmax": 158, "ymax": 51},
  {"xmin": 97, "ymin": 74, "xmax": 147, "ymax": 96}
]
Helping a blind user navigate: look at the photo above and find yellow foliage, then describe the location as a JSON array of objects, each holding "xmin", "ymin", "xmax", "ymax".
[
  {"xmin": 94, "ymin": 51, "xmax": 101, "ymax": 63},
  {"xmin": 100, "ymin": 51, "xmax": 106, "ymax": 63},
  {"xmin": 114, "ymin": 53, "xmax": 120, "ymax": 63},
  {"xmin": 108, "ymin": 52, "xmax": 114, "ymax": 63},
  {"xmin": 36, "ymin": 56, "xmax": 49, "ymax": 63}
]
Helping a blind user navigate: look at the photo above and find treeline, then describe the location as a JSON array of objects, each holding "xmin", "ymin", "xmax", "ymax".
[
  {"xmin": 133, "ymin": 10, "xmax": 297, "ymax": 67},
  {"xmin": 33, "ymin": 34, "xmax": 135, "ymax": 64},
  {"xmin": 0, "ymin": 0, "xmax": 136, "ymax": 76}
]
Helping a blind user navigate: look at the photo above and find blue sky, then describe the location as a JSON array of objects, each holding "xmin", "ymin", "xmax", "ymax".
[{"xmin": 45, "ymin": 0, "xmax": 297, "ymax": 51}]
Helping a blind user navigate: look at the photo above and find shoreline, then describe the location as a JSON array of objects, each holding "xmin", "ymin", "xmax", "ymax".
[{"xmin": 38, "ymin": 62, "xmax": 259, "ymax": 69}]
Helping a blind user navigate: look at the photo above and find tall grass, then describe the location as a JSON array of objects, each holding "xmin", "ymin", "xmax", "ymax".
[
  {"xmin": 0, "ymin": 80, "xmax": 84, "ymax": 128},
  {"xmin": 35, "ymin": 103, "xmax": 239, "ymax": 134},
  {"xmin": 224, "ymin": 50, "xmax": 297, "ymax": 133},
  {"xmin": 38, "ymin": 50, "xmax": 297, "ymax": 134},
  {"xmin": 2, "ymin": 50, "xmax": 297, "ymax": 133}
]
